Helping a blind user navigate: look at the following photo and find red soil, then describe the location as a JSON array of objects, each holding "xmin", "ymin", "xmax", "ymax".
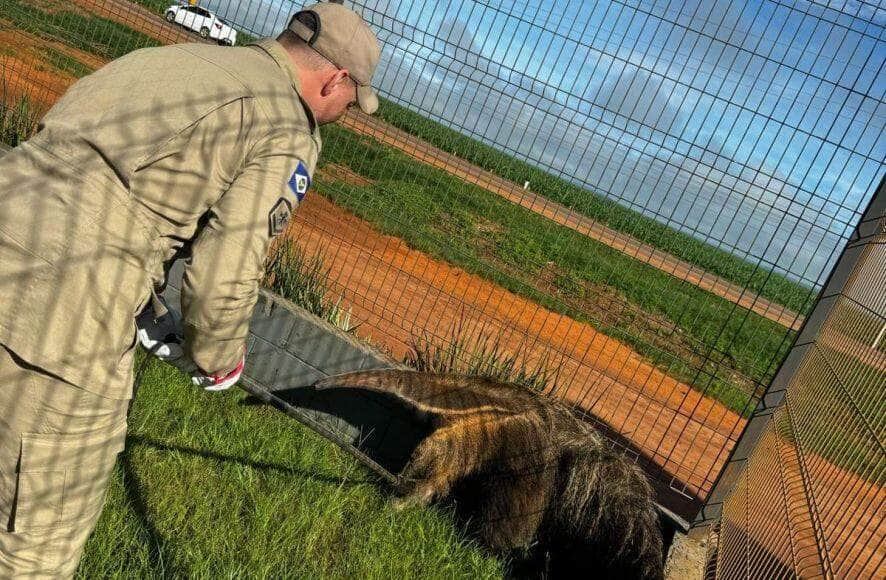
[{"xmin": 0, "ymin": 27, "xmax": 82, "ymax": 110}]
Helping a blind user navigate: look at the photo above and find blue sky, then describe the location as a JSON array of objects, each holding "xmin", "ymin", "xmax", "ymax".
[{"xmin": 209, "ymin": 0, "xmax": 885, "ymax": 286}]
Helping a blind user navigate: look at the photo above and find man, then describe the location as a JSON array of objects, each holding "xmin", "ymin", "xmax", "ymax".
[{"xmin": 0, "ymin": 2, "xmax": 380, "ymax": 576}]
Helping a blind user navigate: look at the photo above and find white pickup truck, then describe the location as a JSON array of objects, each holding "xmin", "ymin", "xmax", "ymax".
[{"xmin": 165, "ymin": 4, "xmax": 238, "ymax": 46}]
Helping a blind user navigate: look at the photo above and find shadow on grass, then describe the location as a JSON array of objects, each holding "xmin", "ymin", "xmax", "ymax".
[
  {"xmin": 126, "ymin": 434, "xmax": 373, "ymax": 487},
  {"xmin": 118, "ymin": 446, "xmax": 176, "ymax": 577},
  {"xmin": 110, "ymin": 434, "xmax": 373, "ymax": 577},
  {"xmin": 241, "ymin": 385, "xmax": 433, "ymax": 477}
]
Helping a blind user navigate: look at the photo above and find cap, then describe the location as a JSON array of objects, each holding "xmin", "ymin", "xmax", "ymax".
[{"xmin": 288, "ymin": 2, "xmax": 381, "ymax": 114}]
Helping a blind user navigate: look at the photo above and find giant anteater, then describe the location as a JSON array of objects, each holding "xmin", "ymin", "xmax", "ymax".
[{"xmin": 314, "ymin": 370, "xmax": 664, "ymax": 578}]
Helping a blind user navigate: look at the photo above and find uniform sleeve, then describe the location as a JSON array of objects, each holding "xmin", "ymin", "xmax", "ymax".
[{"xmin": 181, "ymin": 131, "xmax": 317, "ymax": 374}]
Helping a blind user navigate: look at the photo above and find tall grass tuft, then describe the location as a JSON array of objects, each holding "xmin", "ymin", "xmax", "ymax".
[
  {"xmin": 0, "ymin": 81, "xmax": 39, "ymax": 147},
  {"xmin": 405, "ymin": 317, "xmax": 560, "ymax": 393},
  {"xmin": 263, "ymin": 238, "xmax": 354, "ymax": 332}
]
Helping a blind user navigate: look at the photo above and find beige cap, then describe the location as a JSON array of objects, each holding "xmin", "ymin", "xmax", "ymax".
[{"xmin": 288, "ymin": 2, "xmax": 381, "ymax": 114}]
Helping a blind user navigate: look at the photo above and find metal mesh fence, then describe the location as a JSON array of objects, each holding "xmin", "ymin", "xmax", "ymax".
[
  {"xmin": 0, "ymin": 0, "xmax": 882, "ymax": 532},
  {"xmin": 705, "ymin": 183, "xmax": 884, "ymax": 578}
]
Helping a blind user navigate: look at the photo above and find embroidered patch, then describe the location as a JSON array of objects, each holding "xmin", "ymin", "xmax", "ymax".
[
  {"xmin": 287, "ymin": 160, "xmax": 311, "ymax": 203},
  {"xmin": 268, "ymin": 197, "xmax": 293, "ymax": 237}
]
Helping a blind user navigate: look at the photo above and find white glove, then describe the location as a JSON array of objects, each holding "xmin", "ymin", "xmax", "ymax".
[
  {"xmin": 191, "ymin": 354, "xmax": 245, "ymax": 391},
  {"xmin": 136, "ymin": 294, "xmax": 184, "ymax": 361},
  {"xmin": 137, "ymin": 291, "xmax": 245, "ymax": 391}
]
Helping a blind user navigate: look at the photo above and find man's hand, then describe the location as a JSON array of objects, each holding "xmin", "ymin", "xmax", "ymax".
[
  {"xmin": 137, "ymin": 291, "xmax": 246, "ymax": 391},
  {"xmin": 191, "ymin": 354, "xmax": 245, "ymax": 391}
]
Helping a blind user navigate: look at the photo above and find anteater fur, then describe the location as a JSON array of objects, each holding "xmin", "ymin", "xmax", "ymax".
[{"xmin": 314, "ymin": 370, "xmax": 664, "ymax": 578}]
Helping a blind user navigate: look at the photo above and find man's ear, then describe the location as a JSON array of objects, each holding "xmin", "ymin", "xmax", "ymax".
[{"xmin": 320, "ymin": 69, "xmax": 351, "ymax": 97}]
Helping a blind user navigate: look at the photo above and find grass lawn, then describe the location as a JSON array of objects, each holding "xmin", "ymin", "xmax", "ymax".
[{"xmin": 78, "ymin": 356, "xmax": 504, "ymax": 578}]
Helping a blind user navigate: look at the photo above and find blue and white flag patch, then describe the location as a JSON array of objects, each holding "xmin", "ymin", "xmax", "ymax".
[{"xmin": 287, "ymin": 161, "xmax": 311, "ymax": 203}]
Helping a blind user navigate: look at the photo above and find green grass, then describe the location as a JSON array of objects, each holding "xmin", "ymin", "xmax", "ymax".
[
  {"xmin": 236, "ymin": 29, "xmax": 259, "ymax": 45},
  {"xmin": 374, "ymin": 99, "xmax": 816, "ymax": 315},
  {"xmin": 40, "ymin": 46, "xmax": 95, "ymax": 78},
  {"xmin": 264, "ymin": 239, "xmax": 354, "ymax": 332},
  {"xmin": 318, "ymin": 124, "xmax": 798, "ymax": 415},
  {"xmin": 78, "ymin": 356, "xmax": 504, "ymax": 577},
  {"xmin": 406, "ymin": 319, "xmax": 560, "ymax": 394},
  {"xmin": 129, "ymin": 0, "xmax": 171, "ymax": 13},
  {"xmin": 0, "ymin": 0, "xmax": 161, "ymax": 60},
  {"xmin": 0, "ymin": 82, "xmax": 39, "ymax": 146}
]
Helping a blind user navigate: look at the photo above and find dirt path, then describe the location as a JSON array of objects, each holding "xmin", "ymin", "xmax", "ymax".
[
  {"xmin": 0, "ymin": 27, "xmax": 85, "ymax": 109},
  {"xmin": 291, "ymin": 176, "xmax": 747, "ymax": 498},
  {"xmin": 339, "ymin": 112, "xmax": 805, "ymax": 332}
]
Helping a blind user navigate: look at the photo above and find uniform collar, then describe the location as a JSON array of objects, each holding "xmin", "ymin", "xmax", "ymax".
[{"xmin": 248, "ymin": 39, "xmax": 319, "ymax": 133}]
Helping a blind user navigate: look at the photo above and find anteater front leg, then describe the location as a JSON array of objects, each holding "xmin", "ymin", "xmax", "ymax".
[
  {"xmin": 393, "ymin": 413, "xmax": 503, "ymax": 510},
  {"xmin": 393, "ymin": 433, "xmax": 456, "ymax": 509}
]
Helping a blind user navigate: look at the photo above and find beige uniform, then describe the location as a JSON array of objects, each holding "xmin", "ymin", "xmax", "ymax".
[{"xmin": 0, "ymin": 39, "xmax": 320, "ymax": 576}]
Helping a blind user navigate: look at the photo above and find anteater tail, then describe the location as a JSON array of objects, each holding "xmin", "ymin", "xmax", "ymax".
[{"xmin": 314, "ymin": 370, "xmax": 517, "ymax": 416}]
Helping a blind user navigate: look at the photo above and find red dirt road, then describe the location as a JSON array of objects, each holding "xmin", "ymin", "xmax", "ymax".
[{"xmin": 0, "ymin": 27, "xmax": 90, "ymax": 109}]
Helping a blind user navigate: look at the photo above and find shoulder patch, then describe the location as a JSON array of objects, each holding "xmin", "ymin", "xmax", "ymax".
[
  {"xmin": 287, "ymin": 160, "xmax": 311, "ymax": 203},
  {"xmin": 269, "ymin": 197, "xmax": 293, "ymax": 237}
]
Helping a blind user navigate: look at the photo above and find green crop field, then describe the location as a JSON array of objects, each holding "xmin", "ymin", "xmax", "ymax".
[
  {"xmin": 0, "ymin": 0, "xmax": 160, "ymax": 60},
  {"xmin": 373, "ymin": 101, "xmax": 816, "ymax": 315}
]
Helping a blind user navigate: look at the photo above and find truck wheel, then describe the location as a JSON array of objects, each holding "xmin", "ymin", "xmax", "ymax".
[
  {"xmin": 165, "ymin": 11, "xmax": 175, "ymax": 22},
  {"xmin": 200, "ymin": 27, "xmax": 210, "ymax": 39}
]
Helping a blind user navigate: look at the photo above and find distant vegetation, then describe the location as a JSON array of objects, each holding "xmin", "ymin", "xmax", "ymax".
[
  {"xmin": 0, "ymin": 0, "xmax": 161, "ymax": 59},
  {"xmin": 374, "ymin": 99, "xmax": 815, "ymax": 314}
]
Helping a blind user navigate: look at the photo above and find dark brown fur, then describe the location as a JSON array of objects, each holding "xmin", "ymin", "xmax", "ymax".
[{"xmin": 315, "ymin": 370, "xmax": 664, "ymax": 578}]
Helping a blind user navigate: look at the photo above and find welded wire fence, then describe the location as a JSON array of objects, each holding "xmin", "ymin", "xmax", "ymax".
[
  {"xmin": 0, "ymin": 0, "xmax": 883, "ymax": 537},
  {"xmin": 705, "ymin": 181, "xmax": 884, "ymax": 578}
]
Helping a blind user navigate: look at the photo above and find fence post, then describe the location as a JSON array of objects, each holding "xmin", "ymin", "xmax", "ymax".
[{"xmin": 694, "ymin": 174, "xmax": 886, "ymax": 526}]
